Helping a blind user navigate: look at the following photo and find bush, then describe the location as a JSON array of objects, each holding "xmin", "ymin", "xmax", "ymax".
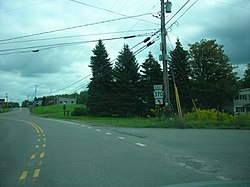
[
  {"xmin": 71, "ymin": 107, "xmax": 88, "ymax": 116},
  {"xmin": 229, "ymin": 113, "xmax": 250, "ymax": 128}
]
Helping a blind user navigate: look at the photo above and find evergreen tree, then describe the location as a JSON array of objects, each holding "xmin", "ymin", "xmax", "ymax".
[
  {"xmin": 242, "ymin": 63, "xmax": 250, "ymax": 88},
  {"xmin": 140, "ymin": 52, "xmax": 162, "ymax": 114},
  {"xmin": 87, "ymin": 40, "xmax": 113, "ymax": 116},
  {"xmin": 189, "ymin": 39, "xmax": 238, "ymax": 110},
  {"xmin": 170, "ymin": 39, "xmax": 192, "ymax": 112},
  {"xmin": 113, "ymin": 44, "xmax": 142, "ymax": 116}
]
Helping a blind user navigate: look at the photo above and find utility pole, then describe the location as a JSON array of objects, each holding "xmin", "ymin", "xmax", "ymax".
[
  {"xmin": 34, "ymin": 85, "xmax": 38, "ymax": 99},
  {"xmin": 160, "ymin": 0, "xmax": 171, "ymax": 109},
  {"xmin": 5, "ymin": 92, "xmax": 8, "ymax": 108}
]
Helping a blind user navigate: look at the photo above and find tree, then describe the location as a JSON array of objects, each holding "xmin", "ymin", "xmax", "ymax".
[
  {"xmin": 112, "ymin": 44, "xmax": 142, "ymax": 116},
  {"xmin": 242, "ymin": 63, "xmax": 250, "ymax": 88},
  {"xmin": 87, "ymin": 40, "xmax": 113, "ymax": 116},
  {"xmin": 140, "ymin": 52, "xmax": 162, "ymax": 114},
  {"xmin": 189, "ymin": 39, "xmax": 238, "ymax": 110},
  {"xmin": 170, "ymin": 39, "xmax": 192, "ymax": 112}
]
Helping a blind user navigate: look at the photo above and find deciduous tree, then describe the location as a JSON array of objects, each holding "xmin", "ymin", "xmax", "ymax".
[{"xmin": 189, "ymin": 39, "xmax": 238, "ymax": 110}]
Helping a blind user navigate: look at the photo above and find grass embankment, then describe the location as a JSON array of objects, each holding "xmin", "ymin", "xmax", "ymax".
[
  {"xmin": 31, "ymin": 104, "xmax": 84, "ymax": 118},
  {"xmin": 0, "ymin": 108, "xmax": 9, "ymax": 113},
  {"xmin": 31, "ymin": 105, "xmax": 250, "ymax": 129}
]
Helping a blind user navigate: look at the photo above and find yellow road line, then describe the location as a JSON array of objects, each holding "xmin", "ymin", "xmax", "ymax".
[
  {"xmin": 39, "ymin": 161, "xmax": 42, "ymax": 166},
  {"xmin": 19, "ymin": 171, "xmax": 28, "ymax": 180},
  {"xmin": 33, "ymin": 169, "xmax": 40, "ymax": 178},
  {"xmin": 30, "ymin": 154, "xmax": 36, "ymax": 160},
  {"xmin": 42, "ymin": 144, "xmax": 46, "ymax": 148},
  {"xmin": 40, "ymin": 152, "xmax": 45, "ymax": 158}
]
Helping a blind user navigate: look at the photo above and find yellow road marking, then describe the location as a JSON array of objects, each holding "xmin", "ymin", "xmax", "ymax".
[
  {"xmin": 19, "ymin": 171, "xmax": 28, "ymax": 180},
  {"xmin": 30, "ymin": 154, "xmax": 36, "ymax": 160},
  {"xmin": 40, "ymin": 152, "xmax": 45, "ymax": 158},
  {"xmin": 33, "ymin": 169, "xmax": 40, "ymax": 178},
  {"xmin": 42, "ymin": 144, "xmax": 46, "ymax": 148},
  {"xmin": 39, "ymin": 160, "xmax": 42, "ymax": 166}
]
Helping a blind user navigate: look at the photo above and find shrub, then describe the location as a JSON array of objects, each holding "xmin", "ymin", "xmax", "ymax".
[{"xmin": 71, "ymin": 107, "xmax": 88, "ymax": 116}]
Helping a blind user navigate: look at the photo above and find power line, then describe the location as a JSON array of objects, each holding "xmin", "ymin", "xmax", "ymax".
[
  {"xmin": 0, "ymin": 28, "xmax": 158, "ymax": 45},
  {"xmin": 0, "ymin": 12, "xmax": 156, "ymax": 43},
  {"xmin": 42, "ymin": 0, "xmax": 198, "ymax": 96},
  {"xmin": 0, "ymin": 32, "xmax": 154, "ymax": 55},
  {"xmin": 68, "ymin": 0, "xmax": 158, "ymax": 25}
]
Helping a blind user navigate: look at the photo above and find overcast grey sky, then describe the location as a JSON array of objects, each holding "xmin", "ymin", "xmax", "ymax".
[{"xmin": 0, "ymin": 0, "xmax": 250, "ymax": 104}]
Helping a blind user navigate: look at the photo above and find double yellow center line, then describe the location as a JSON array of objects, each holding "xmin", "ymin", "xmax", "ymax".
[{"xmin": 16, "ymin": 119, "xmax": 46, "ymax": 184}]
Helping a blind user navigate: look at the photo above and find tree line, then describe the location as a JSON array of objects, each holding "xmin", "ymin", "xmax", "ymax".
[
  {"xmin": 26, "ymin": 38, "xmax": 250, "ymax": 117},
  {"xmin": 87, "ymin": 39, "xmax": 249, "ymax": 117}
]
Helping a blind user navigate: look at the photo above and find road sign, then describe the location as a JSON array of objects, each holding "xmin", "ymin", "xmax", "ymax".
[
  {"xmin": 154, "ymin": 85, "xmax": 163, "ymax": 90},
  {"xmin": 155, "ymin": 99, "xmax": 163, "ymax": 105},
  {"xmin": 153, "ymin": 91, "xmax": 164, "ymax": 99}
]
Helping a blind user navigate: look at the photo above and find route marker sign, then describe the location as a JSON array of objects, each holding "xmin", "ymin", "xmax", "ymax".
[{"xmin": 153, "ymin": 85, "xmax": 164, "ymax": 105}]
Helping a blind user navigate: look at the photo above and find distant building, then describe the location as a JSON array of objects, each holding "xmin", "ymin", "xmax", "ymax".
[
  {"xmin": 233, "ymin": 88, "xmax": 250, "ymax": 114},
  {"xmin": 57, "ymin": 97, "xmax": 76, "ymax": 105},
  {"xmin": 34, "ymin": 99, "xmax": 43, "ymax": 106}
]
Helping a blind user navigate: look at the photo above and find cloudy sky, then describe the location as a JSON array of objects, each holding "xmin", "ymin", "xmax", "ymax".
[{"xmin": 0, "ymin": 0, "xmax": 250, "ymax": 104}]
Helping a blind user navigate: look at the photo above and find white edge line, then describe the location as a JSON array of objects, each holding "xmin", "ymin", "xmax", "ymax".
[
  {"xmin": 117, "ymin": 137, "xmax": 125, "ymax": 140},
  {"xmin": 135, "ymin": 143, "xmax": 146, "ymax": 147},
  {"xmin": 105, "ymin": 132, "xmax": 112, "ymax": 135}
]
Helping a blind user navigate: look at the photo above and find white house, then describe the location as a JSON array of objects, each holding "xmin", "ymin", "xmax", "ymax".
[
  {"xmin": 57, "ymin": 97, "xmax": 76, "ymax": 105},
  {"xmin": 233, "ymin": 88, "xmax": 250, "ymax": 114}
]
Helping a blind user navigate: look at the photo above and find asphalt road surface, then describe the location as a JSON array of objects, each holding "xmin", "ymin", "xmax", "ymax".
[{"xmin": 0, "ymin": 108, "xmax": 250, "ymax": 187}]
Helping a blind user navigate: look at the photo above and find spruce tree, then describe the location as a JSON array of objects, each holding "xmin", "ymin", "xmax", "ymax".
[
  {"xmin": 113, "ymin": 44, "xmax": 142, "ymax": 116},
  {"xmin": 242, "ymin": 63, "xmax": 250, "ymax": 88},
  {"xmin": 140, "ymin": 52, "xmax": 162, "ymax": 114},
  {"xmin": 170, "ymin": 39, "xmax": 192, "ymax": 112},
  {"xmin": 87, "ymin": 40, "xmax": 113, "ymax": 116}
]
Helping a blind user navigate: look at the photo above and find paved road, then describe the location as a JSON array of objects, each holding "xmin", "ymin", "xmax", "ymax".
[{"xmin": 0, "ymin": 108, "xmax": 250, "ymax": 187}]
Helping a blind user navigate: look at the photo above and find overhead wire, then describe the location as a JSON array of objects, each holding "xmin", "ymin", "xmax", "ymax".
[
  {"xmin": 41, "ymin": 0, "xmax": 198, "ymax": 96},
  {"xmin": 0, "ymin": 32, "xmax": 154, "ymax": 55},
  {"xmin": 68, "ymin": 0, "xmax": 158, "ymax": 26},
  {"xmin": 0, "ymin": 12, "xmax": 157, "ymax": 43},
  {"xmin": 0, "ymin": 29, "xmax": 159, "ymax": 45}
]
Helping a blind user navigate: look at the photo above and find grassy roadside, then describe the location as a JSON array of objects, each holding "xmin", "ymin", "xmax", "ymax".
[
  {"xmin": 30, "ymin": 105, "xmax": 250, "ymax": 129},
  {"xmin": 0, "ymin": 108, "xmax": 9, "ymax": 113}
]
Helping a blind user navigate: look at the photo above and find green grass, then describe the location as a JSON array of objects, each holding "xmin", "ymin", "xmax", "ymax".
[
  {"xmin": 0, "ymin": 108, "xmax": 9, "ymax": 113},
  {"xmin": 31, "ymin": 104, "xmax": 85, "ymax": 118},
  {"xmin": 30, "ymin": 105, "xmax": 250, "ymax": 129}
]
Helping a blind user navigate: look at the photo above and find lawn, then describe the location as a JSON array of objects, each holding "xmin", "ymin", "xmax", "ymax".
[
  {"xmin": 30, "ymin": 105, "xmax": 250, "ymax": 129},
  {"xmin": 0, "ymin": 108, "xmax": 9, "ymax": 113}
]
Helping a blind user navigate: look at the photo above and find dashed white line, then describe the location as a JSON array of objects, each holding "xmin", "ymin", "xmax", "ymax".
[
  {"xmin": 81, "ymin": 125, "xmax": 85, "ymax": 127},
  {"xmin": 105, "ymin": 132, "xmax": 112, "ymax": 135},
  {"xmin": 96, "ymin": 129, "xmax": 101, "ymax": 132},
  {"xmin": 88, "ymin": 127, "xmax": 92, "ymax": 129},
  {"xmin": 135, "ymin": 143, "xmax": 146, "ymax": 147},
  {"xmin": 75, "ymin": 123, "xmax": 79, "ymax": 126},
  {"xmin": 117, "ymin": 137, "xmax": 125, "ymax": 140}
]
